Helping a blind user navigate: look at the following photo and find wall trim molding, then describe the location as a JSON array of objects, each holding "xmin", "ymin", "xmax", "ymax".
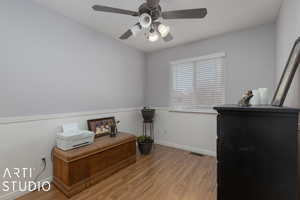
[
  {"xmin": 151, "ymin": 106, "xmax": 169, "ymax": 110},
  {"xmin": 153, "ymin": 106, "xmax": 218, "ymax": 115},
  {"xmin": 168, "ymin": 109, "xmax": 217, "ymax": 115},
  {"xmin": 0, "ymin": 176, "xmax": 52, "ymax": 200},
  {"xmin": 156, "ymin": 140, "xmax": 216, "ymax": 157},
  {"xmin": 0, "ymin": 107, "xmax": 141, "ymax": 125}
]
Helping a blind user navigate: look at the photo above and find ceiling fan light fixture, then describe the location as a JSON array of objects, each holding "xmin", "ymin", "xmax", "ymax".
[
  {"xmin": 93, "ymin": 1, "xmax": 207, "ymax": 43},
  {"xmin": 158, "ymin": 24, "xmax": 170, "ymax": 38},
  {"xmin": 130, "ymin": 24, "xmax": 142, "ymax": 37},
  {"xmin": 148, "ymin": 30, "xmax": 160, "ymax": 42},
  {"xmin": 139, "ymin": 13, "xmax": 152, "ymax": 29}
]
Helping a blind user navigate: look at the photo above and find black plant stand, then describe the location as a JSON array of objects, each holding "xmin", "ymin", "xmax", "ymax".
[{"xmin": 143, "ymin": 119, "xmax": 154, "ymax": 143}]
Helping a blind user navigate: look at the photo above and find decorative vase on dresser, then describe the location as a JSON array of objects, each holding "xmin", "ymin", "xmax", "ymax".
[{"xmin": 214, "ymin": 105, "xmax": 299, "ymax": 200}]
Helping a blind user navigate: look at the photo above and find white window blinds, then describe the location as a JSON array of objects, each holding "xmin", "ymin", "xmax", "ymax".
[{"xmin": 170, "ymin": 53, "xmax": 225, "ymax": 110}]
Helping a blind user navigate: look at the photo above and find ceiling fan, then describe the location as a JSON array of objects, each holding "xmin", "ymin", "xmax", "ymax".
[{"xmin": 92, "ymin": 0, "xmax": 207, "ymax": 42}]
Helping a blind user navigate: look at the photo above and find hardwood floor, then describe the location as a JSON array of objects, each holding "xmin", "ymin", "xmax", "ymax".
[{"xmin": 18, "ymin": 145, "xmax": 217, "ymax": 200}]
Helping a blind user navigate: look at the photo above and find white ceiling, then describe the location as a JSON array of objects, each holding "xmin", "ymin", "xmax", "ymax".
[{"xmin": 33, "ymin": 0, "xmax": 282, "ymax": 52}]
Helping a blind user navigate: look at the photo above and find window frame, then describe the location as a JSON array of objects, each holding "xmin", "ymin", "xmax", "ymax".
[{"xmin": 169, "ymin": 52, "xmax": 226, "ymax": 113}]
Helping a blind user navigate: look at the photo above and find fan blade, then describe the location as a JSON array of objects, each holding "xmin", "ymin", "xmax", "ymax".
[
  {"xmin": 163, "ymin": 33, "xmax": 173, "ymax": 42},
  {"xmin": 147, "ymin": 0, "xmax": 160, "ymax": 8},
  {"xmin": 119, "ymin": 29, "xmax": 133, "ymax": 40},
  {"xmin": 92, "ymin": 5, "xmax": 139, "ymax": 16},
  {"xmin": 162, "ymin": 8, "xmax": 207, "ymax": 19}
]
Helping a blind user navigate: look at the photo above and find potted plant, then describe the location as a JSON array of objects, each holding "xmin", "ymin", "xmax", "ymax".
[
  {"xmin": 141, "ymin": 107, "xmax": 155, "ymax": 122},
  {"xmin": 137, "ymin": 136, "xmax": 153, "ymax": 155}
]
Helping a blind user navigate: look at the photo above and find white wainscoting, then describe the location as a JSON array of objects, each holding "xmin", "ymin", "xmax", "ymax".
[
  {"xmin": 154, "ymin": 111, "xmax": 300, "ymax": 158},
  {"xmin": 0, "ymin": 107, "xmax": 143, "ymax": 200},
  {"xmin": 1, "ymin": 107, "xmax": 296, "ymax": 199},
  {"xmin": 153, "ymin": 107, "xmax": 217, "ymax": 157}
]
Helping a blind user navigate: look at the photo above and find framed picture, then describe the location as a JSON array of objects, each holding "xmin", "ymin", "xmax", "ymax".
[
  {"xmin": 87, "ymin": 117, "xmax": 116, "ymax": 138},
  {"xmin": 272, "ymin": 37, "xmax": 300, "ymax": 106}
]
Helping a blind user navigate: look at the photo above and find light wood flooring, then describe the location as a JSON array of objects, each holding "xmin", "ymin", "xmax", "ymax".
[{"xmin": 18, "ymin": 145, "xmax": 216, "ymax": 200}]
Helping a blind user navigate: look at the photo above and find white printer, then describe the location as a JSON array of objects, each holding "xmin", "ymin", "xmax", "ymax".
[{"xmin": 56, "ymin": 123, "xmax": 95, "ymax": 151}]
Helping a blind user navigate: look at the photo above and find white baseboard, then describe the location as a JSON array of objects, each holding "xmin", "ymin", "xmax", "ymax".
[
  {"xmin": 0, "ymin": 177, "xmax": 52, "ymax": 200},
  {"xmin": 156, "ymin": 140, "xmax": 216, "ymax": 157}
]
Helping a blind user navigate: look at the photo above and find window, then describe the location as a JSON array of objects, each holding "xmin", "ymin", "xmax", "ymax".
[{"xmin": 170, "ymin": 52, "xmax": 225, "ymax": 110}]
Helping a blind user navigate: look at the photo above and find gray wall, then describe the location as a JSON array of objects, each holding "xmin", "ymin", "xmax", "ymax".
[
  {"xmin": 0, "ymin": 0, "xmax": 278, "ymax": 116},
  {"xmin": 276, "ymin": 0, "xmax": 300, "ymax": 108},
  {"xmin": 145, "ymin": 23, "xmax": 276, "ymax": 106},
  {"xmin": 0, "ymin": 0, "xmax": 145, "ymax": 117}
]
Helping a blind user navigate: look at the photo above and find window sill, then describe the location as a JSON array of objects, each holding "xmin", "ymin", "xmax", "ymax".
[{"xmin": 168, "ymin": 108, "xmax": 217, "ymax": 114}]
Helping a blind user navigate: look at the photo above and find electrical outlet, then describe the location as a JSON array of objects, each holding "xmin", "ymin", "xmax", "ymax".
[
  {"xmin": 41, "ymin": 157, "xmax": 46, "ymax": 168},
  {"xmin": 30, "ymin": 182, "xmax": 36, "ymax": 191}
]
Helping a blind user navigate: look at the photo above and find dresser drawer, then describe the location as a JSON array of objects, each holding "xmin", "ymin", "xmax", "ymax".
[{"xmin": 215, "ymin": 105, "xmax": 299, "ymax": 200}]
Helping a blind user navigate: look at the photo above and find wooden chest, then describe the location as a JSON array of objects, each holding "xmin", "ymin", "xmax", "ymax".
[{"xmin": 52, "ymin": 132, "xmax": 136, "ymax": 197}]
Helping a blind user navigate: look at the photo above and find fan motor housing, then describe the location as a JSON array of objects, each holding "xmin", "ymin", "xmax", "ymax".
[{"xmin": 138, "ymin": 3, "xmax": 161, "ymax": 21}]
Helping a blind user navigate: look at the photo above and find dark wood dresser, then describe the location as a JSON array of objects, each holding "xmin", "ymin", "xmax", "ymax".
[
  {"xmin": 214, "ymin": 105, "xmax": 299, "ymax": 200},
  {"xmin": 53, "ymin": 132, "xmax": 136, "ymax": 197}
]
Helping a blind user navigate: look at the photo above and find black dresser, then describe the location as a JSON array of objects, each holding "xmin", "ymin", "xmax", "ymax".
[{"xmin": 214, "ymin": 105, "xmax": 299, "ymax": 200}]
